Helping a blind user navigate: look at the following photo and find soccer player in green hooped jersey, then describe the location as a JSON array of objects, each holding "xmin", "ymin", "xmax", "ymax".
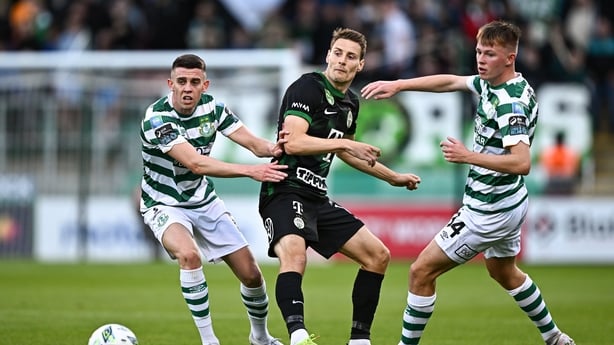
[
  {"xmin": 258, "ymin": 28, "xmax": 422, "ymax": 345},
  {"xmin": 139, "ymin": 54, "xmax": 288, "ymax": 345},
  {"xmin": 362, "ymin": 20, "xmax": 575, "ymax": 345}
]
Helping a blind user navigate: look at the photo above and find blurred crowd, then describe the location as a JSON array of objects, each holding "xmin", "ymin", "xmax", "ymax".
[{"xmin": 1, "ymin": 0, "xmax": 613, "ymax": 131}]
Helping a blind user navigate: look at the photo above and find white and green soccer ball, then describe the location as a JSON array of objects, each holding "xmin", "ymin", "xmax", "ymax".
[{"xmin": 87, "ymin": 323, "xmax": 139, "ymax": 345}]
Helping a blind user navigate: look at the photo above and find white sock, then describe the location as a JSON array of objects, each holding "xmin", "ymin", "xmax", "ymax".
[
  {"xmin": 290, "ymin": 328, "xmax": 309, "ymax": 345},
  {"xmin": 180, "ymin": 267, "xmax": 219, "ymax": 345},
  {"xmin": 241, "ymin": 283, "xmax": 271, "ymax": 341}
]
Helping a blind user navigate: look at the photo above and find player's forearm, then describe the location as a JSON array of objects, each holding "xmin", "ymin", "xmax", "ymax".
[
  {"xmin": 284, "ymin": 135, "xmax": 351, "ymax": 156},
  {"xmin": 338, "ymin": 152, "xmax": 397, "ymax": 182},
  {"xmin": 467, "ymin": 151, "xmax": 531, "ymax": 175},
  {"xmin": 189, "ymin": 156, "xmax": 252, "ymax": 178},
  {"xmin": 397, "ymin": 74, "xmax": 464, "ymax": 93}
]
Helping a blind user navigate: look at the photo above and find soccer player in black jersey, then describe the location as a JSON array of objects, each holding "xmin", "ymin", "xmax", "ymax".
[{"xmin": 258, "ymin": 28, "xmax": 422, "ymax": 345}]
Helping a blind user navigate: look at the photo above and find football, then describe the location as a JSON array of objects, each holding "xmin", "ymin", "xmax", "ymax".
[{"xmin": 87, "ymin": 323, "xmax": 139, "ymax": 345}]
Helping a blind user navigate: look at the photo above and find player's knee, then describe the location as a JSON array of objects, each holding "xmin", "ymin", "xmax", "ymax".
[
  {"xmin": 375, "ymin": 245, "xmax": 391, "ymax": 268},
  {"xmin": 176, "ymin": 248, "xmax": 202, "ymax": 269},
  {"xmin": 363, "ymin": 246, "xmax": 390, "ymax": 272},
  {"xmin": 409, "ymin": 261, "xmax": 429, "ymax": 282},
  {"xmin": 242, "ymin": 270, "xmax": 264, "ymax": 288}
]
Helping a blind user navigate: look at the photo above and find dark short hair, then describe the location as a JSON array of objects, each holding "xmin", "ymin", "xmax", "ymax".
[
  {"xmin": 330, "ymin": 27, "xmax": 367, "ymax": 59},
  {"xmin": 172, "ymin": 54, "xmax": 206, "ymax": 71},
  {"xmin": 476, "ymin": 20, "xmax": 521, "ymax": 51}
]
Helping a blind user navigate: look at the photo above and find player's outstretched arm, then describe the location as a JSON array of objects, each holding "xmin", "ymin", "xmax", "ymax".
[
  {"xmin": 227, "ymin": 126, "xmax": 287, "ymax": 158},
  {"xmin": 337, "ymin": 150, "xmax": 421, "ymax": 190},
  {"xmin": 168, "ymin": 142, "xmax": 288, "ymax": 181},
  {"xmin": 361, "ymin": 74, "xmax": 470, "ymax": 99}
]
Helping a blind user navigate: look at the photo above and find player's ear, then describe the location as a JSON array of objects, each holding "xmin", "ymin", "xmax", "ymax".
[
  {"xmin": 167, "ymin": 78, "xmax": 173, "ymax": 89},
  {"xmin": 202, "ymin": 79, "xmax": 210, "ymax": 92},
  {"xmin": 357, "ymin": 59, "xmax": 365, "ymax": 72}
]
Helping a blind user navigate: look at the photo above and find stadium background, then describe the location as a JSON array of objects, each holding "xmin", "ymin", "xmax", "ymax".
[{"xmin": 0, "ymin": 0, "xmax": 613, "ymax": 263}]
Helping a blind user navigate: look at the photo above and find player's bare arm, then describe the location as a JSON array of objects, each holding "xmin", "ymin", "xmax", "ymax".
[
  {"xmin": 361, "ymin": 75, "xmax": 470, "ymax": 100},
  {"xmin": 227, "ymin": 126, "xmax": 288, "ymax": 158},
  {"xmin": 168, "ymin": 141, "xmax": 288, "ymax": 182},
  {"xmin": 337, "ymin": 150, "xmax": 421, "ymax": 190},
  {"xmin": 282, "ymin": 115, "xmax": 380, "ymax": 166},
  {"xmin": 440, "ymin": 136, "xmax": 531, "ymax": 175}
]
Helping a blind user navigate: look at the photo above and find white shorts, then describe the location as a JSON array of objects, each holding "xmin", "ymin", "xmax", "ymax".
[
  {"xmin": 435, "ymin": 200, "xmax": 528, "ymax": 263},
  {"xmin": 142, "ymin": 198, "xmax": 248, "ymax": 263}
]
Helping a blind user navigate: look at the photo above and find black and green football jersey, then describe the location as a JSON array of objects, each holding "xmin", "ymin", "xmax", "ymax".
[{"xmin": 260, "ymin": 72, "xmax": 359, "ymax": 199}]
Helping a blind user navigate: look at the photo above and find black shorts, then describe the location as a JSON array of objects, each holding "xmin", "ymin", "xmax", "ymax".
[{"xmin": 259, "ymin": 193, "xmax": 364, "ymax": 259}]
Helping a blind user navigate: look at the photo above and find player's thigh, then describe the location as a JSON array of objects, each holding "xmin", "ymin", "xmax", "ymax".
[
  {"xmin": 142, "ymin": 205, "xmax": 195, "ymax": 254},
  {"xmin": 312, "ymin": 199, "xmax": 364, "ymax": 259},
  {"xmin": 162, "ymin": 222, "xmax": 199, "ymax": 256},
  {"xmin": 339, "ymin": 226, "xmax": 390, "ymax": 273}
]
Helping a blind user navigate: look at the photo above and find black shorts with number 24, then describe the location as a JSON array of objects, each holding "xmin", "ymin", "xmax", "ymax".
[{"xmin": 259, "ymin": 192, "xmax": 364, "ymax": 259}]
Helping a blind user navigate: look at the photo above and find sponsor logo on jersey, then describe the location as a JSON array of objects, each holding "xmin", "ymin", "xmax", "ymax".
[
  {"xmin": 155, "ymin": 123, "xmax": 178, "ymax": 145},
  {"xmin": 263, "ymin": 218, "xmax": 274, "ymax": 243},
  {"xmin": 346, "ymin": 110, "xmax": 353, "ymax": 128},
  {"xmin": 509, "ymin": 115, "xmax": 528, "ymax": 135},
  {"xmin": 454, "ymin": 244, "xmax": 478, "ymax": 261},
  {"xmin": 511, "ymin": 102, "xmax": 525, "ymax": 115},
  {"xmin": 296, "ymin": 167, "xmax": 327, "ymax": 190},
  {"xmin": 150, "ymin": 115, "xmax": 163, "ymax": 128},
  {"xmin": 291, "ymin": 102, "xmax": 310, "ymax": 112}
]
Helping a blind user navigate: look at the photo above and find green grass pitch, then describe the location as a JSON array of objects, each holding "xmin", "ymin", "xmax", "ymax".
[{"xmin": 0, "ymin": 260, "xmax": 611, "ymax": 345}]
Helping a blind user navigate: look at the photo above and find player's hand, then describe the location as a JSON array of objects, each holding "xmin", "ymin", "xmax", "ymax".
[
  {"xmin": 361, "ymin": 80, "xmax": 401, "ymax": 100},
  {"xmin": 270, "ymin": 129, "xmax": 290, "ymax": 157},
  {"xmin": 440, "ymin": 136, "xmax": 471, "ymax": 164},
  {"xmin": 390, "ymin": 173, "xmax": 421, "ymax": 190},
  {"xmin": 250, "ymin": 161, "xmax": 288, "ymax": 182},
  {"xmin": 347, "ymin": 141, "xmax": 381, "ymax": 167}
]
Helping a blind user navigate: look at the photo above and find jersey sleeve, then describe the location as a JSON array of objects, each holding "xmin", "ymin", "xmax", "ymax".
[
  {"xmin": 215, "ymin": 101, "xmax": 244, "ymax": 137},
  {"xmin": 142, "ymin": 106, "xmax": 186, "ymax": 154},
  {"xmin": 465, "ymin": 75, "xmax": 481, "ymax": 95},
  {"xmin": 283, "ymin": 76, "xmax": 322, "ymax": 123},
  {"xmin": 498, "ymin": 101, "xmax": 531, "ymax": 147}
]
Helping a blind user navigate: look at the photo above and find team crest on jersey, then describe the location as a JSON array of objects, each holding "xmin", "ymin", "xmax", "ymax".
[
  {"xmin": 199, "ymin": 117, "xmax": 215, "ymax": 137},
  {"xmin": 474, "ymin": 115, "xmax": 486, "ymax": 133},
  {"xmin": 325, "ymin": 89, "xmax": 334, "ymax": 105},
  {"xmin": 155, "ymin": 212, "xmax": 169, "ymax": 229},
  {"xmin": 293, "ymin": 216, "xmax": 305, "ymax": 229},
  {"xmin": 346, "ymin": 110, "xmax": 353, "ymax": 128}
]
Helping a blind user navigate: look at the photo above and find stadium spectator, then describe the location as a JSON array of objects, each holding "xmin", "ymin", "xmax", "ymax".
[
  {"xmin": 258, "ymin": 27, "xmax": 421, "ymax": 345},
  {"xmin": 362, "ymin": 20, "xmax": 575, "ymax": 345},
  {"xmin": 541, "ymin": 131, "xmax": 581, "ymax": 195},
  {"xmin": 186, "ymin": 0, "xmax": 227, "ymax": 49},
  {"xmin": 139, "ymin": 53, "xmax": 287, "ymax": 345},
  {"xmin": 371, "ymin": 0, "xmax": 416, "ymax": 79},
  {"xmin": 586, "ymin": 14, "xmax": 614, "ymax": 132}
]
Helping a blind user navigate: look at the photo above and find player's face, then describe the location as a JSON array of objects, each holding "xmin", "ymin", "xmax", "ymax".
[
  {"xmin": 324, "ymin": 38, "xmax": 364, "ymax": 90},
  {"xmin": 168, "ymin": 67, "xmax": 210, "ymax": 115},
  {"xmin": 475, "ymin": 41, "xmax": 515, "ymax": 86}
]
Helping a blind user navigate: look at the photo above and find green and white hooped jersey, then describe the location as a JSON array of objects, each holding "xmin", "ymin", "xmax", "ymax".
[
  {"xmin": 464, "ymin": 73, "xmax": 538, "ymax": 214},
  {"xmin": 139, "ymin": 92, "xmax": 243, "ymax": 210}
]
